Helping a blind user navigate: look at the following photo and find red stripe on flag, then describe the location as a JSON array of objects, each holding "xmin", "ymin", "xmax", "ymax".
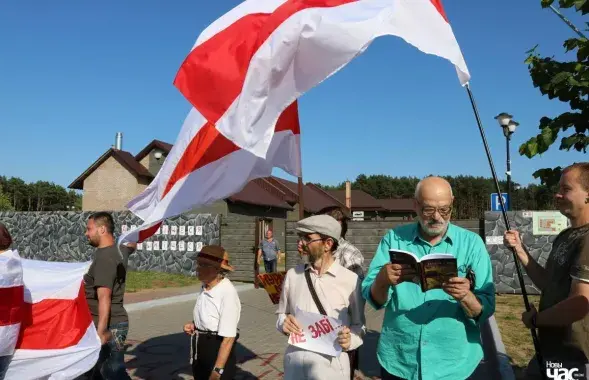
[
  {"xmin": 16, "ymin": 284, "xmax": 92, "ymax": 350},
  {"xmin": 174, "ymin": 0, "xmax": 356, "ymax": 123},
  {"xmin": 0, "ymin": 286, "xmax": 24, "ymax": 326},
  {"xmin": 430, "ymin": 0, "xmax": 448, "ymax": 22},
  {"xmin": 138, "ymin": 221, "xmax": 162, "ymax": 242},
  {"xmin": 163, "ymin": 102, "xmax": 300, "ymax": 198}
]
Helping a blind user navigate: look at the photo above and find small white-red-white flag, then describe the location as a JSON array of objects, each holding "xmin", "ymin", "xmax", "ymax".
[{"xmin": 4, "ymin": 253, "xmax": 101, "ymax": 380}]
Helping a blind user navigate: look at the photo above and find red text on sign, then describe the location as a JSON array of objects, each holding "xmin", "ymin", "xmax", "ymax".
[{"xmin": 308, "ymin": 318, "xmax": 335, "ymax": 339}]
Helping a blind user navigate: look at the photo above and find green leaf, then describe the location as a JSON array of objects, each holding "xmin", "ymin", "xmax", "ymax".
[
  {"xmin": 540, "ymin": 127, "xmax": 558, "ymax": 148},
  {"xmin": 560, "ymin": 134, "xmax": 578, "ymax": 149},
  {"xmin": 542, "ymin": 0, "xmax": 555, "ymax": 7}
]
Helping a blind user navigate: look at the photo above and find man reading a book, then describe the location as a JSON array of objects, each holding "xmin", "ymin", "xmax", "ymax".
[
  {"xmin": 361, "ymin": 176, "xmax": 495, "ymax": 380},
  {"xmin": 504, "ymin": 162, "xmax": 589, "ymax": 378}
]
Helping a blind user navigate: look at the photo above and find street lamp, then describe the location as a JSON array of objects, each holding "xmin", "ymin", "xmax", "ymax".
[{"xmin": 494, "ymin": 113, "xmax": 519, "ymax": 210}]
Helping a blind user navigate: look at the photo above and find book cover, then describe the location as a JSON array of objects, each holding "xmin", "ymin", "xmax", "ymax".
[{"xmin": 389, "ymin": 249, "xmax": 457, "ymax": 292}]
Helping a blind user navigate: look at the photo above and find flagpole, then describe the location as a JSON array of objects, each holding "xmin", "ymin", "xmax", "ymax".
[
  {"xmin": 298, "ymin": 176, "xmax": 305, "ymax": 220},
  {"xmin": 464, "ymin": 83, "xmax": 546, "ymax": 376},
  {"xmin": 547, "ymin": 4, "xmax": 587, "ymax": 39}
]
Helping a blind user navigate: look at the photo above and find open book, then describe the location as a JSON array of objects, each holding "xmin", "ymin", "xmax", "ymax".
[{"xmin": 389, "ymin": 249, "xmax": 457, "ymax": 292}]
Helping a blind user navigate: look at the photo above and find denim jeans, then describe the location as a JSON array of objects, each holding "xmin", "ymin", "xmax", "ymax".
[
  {"xmin": 0, "ymin": 355, "xmax": 12, "ymax": 380},
  {"xmin": 78, "ymin": 322, "xmax": 131, "ymax": 380},
  {"xmin": 264, "ymin": 259, "xmax": 277, "ymax": 273}
]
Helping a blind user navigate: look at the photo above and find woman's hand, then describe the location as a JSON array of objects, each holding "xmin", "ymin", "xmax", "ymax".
[
  {"xmin": 282, "ymin": 314, "xmax": 303, "ymax": 335},
  {"xmin": 337, "ymin": 326, "xmax": 351, "ymax": 350},
  {"xmin": 183, "ymin": 322, "xmax": 195, "ymax": 335}
]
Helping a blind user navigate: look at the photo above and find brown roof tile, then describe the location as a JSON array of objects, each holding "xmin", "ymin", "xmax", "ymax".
[
  {"xmin": 135, "ymin": 139, "xmax": 173, "ymax": 161},
  {"xmin": 269, "ymin": 177, "xmax": 345, "ymax": 213},
  {"xmin": 228, "ymin": 180, "xmax": 293, "ymax": 210},
  {"xmin": 68, "ymin": 148, "xmax": 153, "ymax": 190},
  {"xmin": 326, "ymin": 189, "xmax": 385, "ymax": 211},
  {"xmin": 379, "ymin": 198, "xmax": 415, "ymax": 212}
]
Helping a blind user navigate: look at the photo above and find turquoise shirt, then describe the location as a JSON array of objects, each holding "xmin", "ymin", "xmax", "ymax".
[{"xmin": 361, "ymin": 223, "xmax": 495, "ymax": 380}]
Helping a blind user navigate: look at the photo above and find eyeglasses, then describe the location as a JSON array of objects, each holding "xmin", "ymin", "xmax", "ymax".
[
  {"xmin": 419, "ymin": 203, "xmax": 453, "ymax": 217},
  {"xmin": 298, "ymin": 235, "xmax": 325, "ymax": 245}
]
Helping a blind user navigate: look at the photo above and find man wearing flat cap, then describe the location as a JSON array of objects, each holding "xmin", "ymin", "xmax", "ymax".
[{"xmin": 276, "ymin": 215, "xmax": 366, "ymax": 380}]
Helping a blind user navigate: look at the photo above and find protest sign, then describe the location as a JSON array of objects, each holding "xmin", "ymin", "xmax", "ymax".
[
  {"xmin": 288, "ymin": 308, "xmax": 343, "ymax": 357},
  {"xmin": 257, "ymin": 271, "xmax": 286, "ymax": 304}
]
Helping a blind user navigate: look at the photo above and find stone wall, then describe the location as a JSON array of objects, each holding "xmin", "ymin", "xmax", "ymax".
[
  {"xmin": 0, "ymin": 211, "xmax": 220, "ymax": 276},
  {"xmin": 484, "ymin": 211, "xmax": 560, "ymax": 295}
]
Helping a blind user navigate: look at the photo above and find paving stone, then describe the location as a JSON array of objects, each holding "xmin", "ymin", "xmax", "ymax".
[{"xmin": 124, "ymin": 288, "xmax": 498, "ymax": 379}]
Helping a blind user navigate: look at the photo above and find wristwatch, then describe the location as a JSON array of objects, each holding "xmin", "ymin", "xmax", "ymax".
[{"xmin": 214, "ymin": 367, "xmax": 224, "ymax": 375}]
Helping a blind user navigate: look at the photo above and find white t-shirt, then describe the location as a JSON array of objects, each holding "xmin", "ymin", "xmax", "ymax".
[{"xmin": 193, "ymin": 278, "xmax": 241, "ymax": 338}]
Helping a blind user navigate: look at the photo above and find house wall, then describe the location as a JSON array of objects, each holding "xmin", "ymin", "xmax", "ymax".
[
  {"xmin": 139, "ymin": 150, "xmax": 166, "ymax": 176},
  {"xmin": 82, "ymin": 156, "xmax": 149, "ymax": 211}
]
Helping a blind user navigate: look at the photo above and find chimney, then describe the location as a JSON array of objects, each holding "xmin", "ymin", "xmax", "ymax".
[
  {"xmin": 345, "ymin": 180, "xmax": 351, "ymax": 210},
  {"xmin": 115, "ymin": 132, "xmax": 123, "ymax": 150}
]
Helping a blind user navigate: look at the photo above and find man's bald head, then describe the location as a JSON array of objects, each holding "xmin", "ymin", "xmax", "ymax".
[
  {"xmin": 414, "ymin": 176, "xmax": 453, "ymax": 202},
  {"xmin": 414, "ymin": 176, "xmax": 454, "ymax": 238}
]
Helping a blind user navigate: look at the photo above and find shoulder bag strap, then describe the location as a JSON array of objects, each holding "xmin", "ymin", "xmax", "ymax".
[{"xmin": 304, "ymin": 264, "xmax": 327, "ymax": 316}]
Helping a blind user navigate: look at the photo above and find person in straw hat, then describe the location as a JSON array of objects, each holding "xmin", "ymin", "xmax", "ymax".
[{"xmin": 183, "ymin": 245, "xmax": 241, "ymax": 379}]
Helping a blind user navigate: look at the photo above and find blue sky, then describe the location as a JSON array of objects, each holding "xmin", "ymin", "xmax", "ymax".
[{"xmin": 1, "ymin": 1, "xmax": 586, "ymax": 190}]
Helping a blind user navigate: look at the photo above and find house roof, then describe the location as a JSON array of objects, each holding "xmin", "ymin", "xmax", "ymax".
[
  {"xmin": 69, "ymin": 148, "xmax": 154, "ymax": 190},
  {"xmin": 268, "ymin": 177, "xmax": 345, "ymax": 213},
  {"xmin": 379, "ymin": 198, "xmax": 415, "ymax": 212},
  {"xmin": 326, "ymin": 189, "xmax": 385, "ymax": 211},
  {"xmin": 135, "ymin": 139, "xmax": 173, "ymax": 161},
  {"xmin": 227, "ymin": 180, "xmax": 293, "ymax": 210}
]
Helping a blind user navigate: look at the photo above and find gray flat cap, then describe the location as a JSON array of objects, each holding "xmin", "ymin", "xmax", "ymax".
[{"xmin": 296, "ymin": 215, "xmax": 341, "ymax": 241}]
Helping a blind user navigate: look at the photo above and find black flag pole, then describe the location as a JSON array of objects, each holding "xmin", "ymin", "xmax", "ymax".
[{"xmin": 464, "ymin": 83, "xmax": 546, "ymax": 374}]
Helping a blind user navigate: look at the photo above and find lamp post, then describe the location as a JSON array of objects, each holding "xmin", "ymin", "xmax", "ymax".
[{"xmin": 494, "ymin": 113, "xmax": 519, "ymax": 210}]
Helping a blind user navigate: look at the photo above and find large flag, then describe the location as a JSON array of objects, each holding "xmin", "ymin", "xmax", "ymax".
[
  {"xmin": 118, "ymin": 101, "xmax": 300, "ymax": 244},
  {"xmin": 174, "ymin": 0, "xmax": 470, "ymax": 159},
  {"xmin": 119, "ymin": 0, "xmax": 468, "ymax": 244},
  {"xmin": 4, "ymin": 255, "xmax": 101, "ymax": 380},
  {"xmin": 0, "ymin": 250, "xmax": 23, "ymax": 360}
]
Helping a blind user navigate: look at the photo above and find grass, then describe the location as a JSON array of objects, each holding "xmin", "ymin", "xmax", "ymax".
[
  {"xmin": 125, "ymin": 271, "xmax": 200, "ymax": 293},
  {"xmin": 494, "ymin": 293, "xmax": 541, "ymax": 378}
]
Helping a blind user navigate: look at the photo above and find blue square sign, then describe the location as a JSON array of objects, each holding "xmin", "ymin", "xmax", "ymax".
[{"xmin": 490, "ymin": 193, "xmax": 509, "ymax": 212}]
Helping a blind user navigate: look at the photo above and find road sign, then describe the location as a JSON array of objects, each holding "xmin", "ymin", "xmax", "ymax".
[{"xmin": 490, "ymin": 193, "xmax": 509, "ymax": 212}]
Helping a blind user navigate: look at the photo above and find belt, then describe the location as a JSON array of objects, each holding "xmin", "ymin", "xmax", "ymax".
[{"xmin": 196, "ymin": 328, "xmax": 219, "ymax": 336}]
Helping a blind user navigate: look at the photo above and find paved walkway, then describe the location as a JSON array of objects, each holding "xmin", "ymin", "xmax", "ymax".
[{"xmin": 123, "ymin": 287, "xmax": 500, "ymax": 379}]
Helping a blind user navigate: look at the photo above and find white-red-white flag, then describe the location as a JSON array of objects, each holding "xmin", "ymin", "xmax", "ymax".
[
  {"xmin": 118, "ymin": 0, "xmax": 469, "ymax": 244},
  {"xmin": 0, "ymin": 250, "xmax": 23, "ymax": 359},
  {"xmin": 4, "ymin": 255, "xmax": 101, "ymax": 380},
  {"xmin": 174, "ymin": 0, "xmax": 470, "ymax": 158}
]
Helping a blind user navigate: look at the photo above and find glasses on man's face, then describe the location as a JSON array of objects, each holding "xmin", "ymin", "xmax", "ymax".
[
  {"xmin": 298, "ymin": 235, "xmax": 325, "ymax": 245},
  {"xmin": 420, "ymin": 204, "xmax": 453, "ymax": 217}
]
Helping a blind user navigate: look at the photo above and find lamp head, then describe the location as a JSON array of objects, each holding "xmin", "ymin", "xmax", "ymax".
[
  {"xmin": 507, "ymin": 120, "xmax": 519, "ymax": 133},
  {"xmin": 494, "ymin": 112, "xmax": 513, "ymax": 127}
]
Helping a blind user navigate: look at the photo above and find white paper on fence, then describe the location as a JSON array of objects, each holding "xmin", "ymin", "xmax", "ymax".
[{"xmin": 287, "ymin": 307, "xmax": 343, "ymax": 357}]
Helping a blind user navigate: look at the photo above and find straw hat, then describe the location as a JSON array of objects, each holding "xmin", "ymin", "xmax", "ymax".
[{"xmin": 196, "ymin": 245, "xmax": 234, "ymax": 272}]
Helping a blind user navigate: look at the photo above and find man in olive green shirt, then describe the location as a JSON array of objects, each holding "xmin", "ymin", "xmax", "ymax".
[
  {"xmin": 505, "ymin": 162, "xmax": 589, "ymax": 379},
  {"xmin": 362, "ymin": 177, "xmax": 495, "ymax": 380},
  {"xmin": 81, "ymin": 212, "xmax": 134, "ymax": 380}
]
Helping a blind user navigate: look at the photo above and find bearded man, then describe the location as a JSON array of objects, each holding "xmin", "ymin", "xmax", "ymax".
[
  {"xmin": 80, "ymin": 212, "xmax": 135, "ymax": 380},
  {"xmin": 361, "ymin": 176, "xmax": 495, "ymax": 380}
]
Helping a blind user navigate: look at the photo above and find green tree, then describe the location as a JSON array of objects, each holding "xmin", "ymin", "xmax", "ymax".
[
  {"xmin": 0, "ymin": 184, "xmax": 14, "ymax": 211},
  {"xmin": 519, "ymin": 0, "xmax": 589, "ymax": 186}
]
